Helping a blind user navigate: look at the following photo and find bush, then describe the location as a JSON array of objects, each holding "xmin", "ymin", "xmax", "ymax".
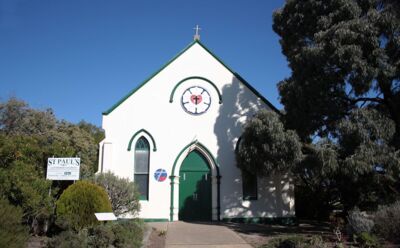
[
  {"xmin": 56, "ymin": 181, "xmax": 112, "ymax": 230},
  {"xmin": 356, "ymin": 232, "xmax": 381, "ymax": 248},
  {"xmin": 93, "ymin": 172, "xmax": 140, "ymax": 216},
  {"xmin": 47, "ymin": 230, "xmax": 87, "ymax": 248},
  {"xmin": 0, "ymin": 198, "xmax": 29, "ymax": 248},
  {"xmin": 87, "ymin": 224, "xmax": 115, "ymax": 247},
  {"xmin": 261, "ymin": 235, "xmax": 328, "ymax": 248},
  {"xmin": 48, "ymin": 220, "xmax": 143, "ymax": 248},
  {"xmin": 0, "ymin": 160, "xmax": 54, "ymax": 234},
  {"xmin": 374, "ymin": 200, "xmax": 400, "ymax": 242},
  {"xmin": 87, "ymin": 220, "xmax": 143, "ymax": 248},
  {"xmin": 111, "ymin": 219, "xmax": 143, "ymax": 248},
  {"xmin": 346, "ymin": 208, "xmax": 374, "ymax": 235}
]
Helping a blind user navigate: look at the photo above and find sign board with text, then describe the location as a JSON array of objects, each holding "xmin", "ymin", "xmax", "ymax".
[{"xmin": 46, "ymin": 157, "xmax": 80, "ymax": 180}]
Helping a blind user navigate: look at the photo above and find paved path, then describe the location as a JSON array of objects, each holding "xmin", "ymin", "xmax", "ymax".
[{"xmin": 165, "ymin": 221, "xmax": 253, "ymax": 248}]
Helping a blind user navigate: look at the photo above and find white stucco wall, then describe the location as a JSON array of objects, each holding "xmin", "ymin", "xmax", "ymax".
[{"xmin": 99, "ymin": 42, "xmax": 295, "ymax": 220}]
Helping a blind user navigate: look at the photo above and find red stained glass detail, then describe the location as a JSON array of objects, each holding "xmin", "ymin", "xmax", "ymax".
[{"xmin": 190, "ymin": 95, "xmax": 202, "ymax": 105}]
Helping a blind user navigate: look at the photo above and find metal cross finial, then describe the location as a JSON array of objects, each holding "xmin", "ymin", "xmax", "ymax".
[{"xmin": 193, "ymin": 25, "xmax": 201, "ymax": 41}]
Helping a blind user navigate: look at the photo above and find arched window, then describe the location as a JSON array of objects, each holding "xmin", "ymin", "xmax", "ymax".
[
  {"xmin": 237, "ymin": 137, "xmax": 258, "ymax": 200},
  {"xmin": 134, "ymin": 137, "xmax": 150, "ymax": 200},
  {"xmin": 242, "ymin": 170, "xmax": 257, "ymax": 200}
]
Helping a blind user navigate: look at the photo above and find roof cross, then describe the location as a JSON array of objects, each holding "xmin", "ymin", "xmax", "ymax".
[{"xmin": 193, "ymin": 25, "xmax": 201, "ymax": 41}]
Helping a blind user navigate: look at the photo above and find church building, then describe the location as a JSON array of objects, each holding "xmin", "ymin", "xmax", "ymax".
[{"xmin": 98, "ymin": 37, "xmax": 295, "ymax": 223}]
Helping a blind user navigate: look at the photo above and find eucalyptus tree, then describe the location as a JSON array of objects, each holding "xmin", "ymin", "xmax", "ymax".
[{"xmin": 273, "ymin": 0, "xmax": 400, "ymax": 147}]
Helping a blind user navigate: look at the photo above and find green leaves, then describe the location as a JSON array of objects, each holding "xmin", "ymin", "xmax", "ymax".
[
  {"xmin": 0, "ymin": 97, "xmax": 105, "ymax": 233},
  {"xmin": 56, "ymin": 181, "xmax": 112, "ymax": 231},
  {"xmin": 271, "ymin": 0, "xmax": 400, "ymax": 216},
  {"xmin": 93, "ymin": 172, "xmax": 141, "ymax": 216},
  {"xmin": 236, "ymin": 109, "xmax": 303, "ymax": 176},
  {"xmin": 0, "ymin": 161, "xmax": 54, "ymax": 229},
  {"xmin": 0, "ymin": 198, "xmax": 29, "ymax": 248},
  {"xmin": 337, "ymin": 109, "xmax": 398, "ymax": 175},
  {"xmin": 274, "ymin": 0, "xmax": 400, "ymax": 143}
]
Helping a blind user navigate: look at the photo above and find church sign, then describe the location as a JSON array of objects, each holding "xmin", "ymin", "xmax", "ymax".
[{"xmin": 46, "ymin": 157, "xmax": 80, "ymax": 180}]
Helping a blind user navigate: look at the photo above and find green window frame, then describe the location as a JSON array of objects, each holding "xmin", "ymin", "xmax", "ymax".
[
  {"xmin": 134, "ymin": 137, "xmax": 150, "ymax": 200},
  {"xmin": 242, "ymin": 170, "xmax": 257, "ymax": 200}
]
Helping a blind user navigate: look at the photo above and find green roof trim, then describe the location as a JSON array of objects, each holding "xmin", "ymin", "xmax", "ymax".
[
  {"xmin": 103, "ymin": 40, "xmax": 279, "ymax": 115},
  {"xmin": 194, "ymin": 41, "xmax": 280, "ymax": 113},
  {"xmin": 102, "ymin": 41, "xmax": 198, "ymax": 115}
]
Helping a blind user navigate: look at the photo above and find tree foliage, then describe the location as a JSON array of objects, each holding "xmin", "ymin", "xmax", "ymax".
[
  {"xmin": 0, "ymin": 97, "xmax": 57, "ymax": 136},
  {"xmin": 0, "ymin": 160, "xmax": 54, "ymax": 223},
  {"xmin": 273, "ymin": 0, "xmax": 400, "ymax": 146},
  {"xmin": 0, "ymin": 198, "xmax": 29, "ymax": 248},
  {"xmin": 262, "ymin": 0, "xmax": 400, "ymax": 217},
  {"xmin": 238, "ymin": 109, "xmax": 400, "ymax": 216},
  {"xmin": 56, "ymin": 181, "xmax": 112, "ymax": 230},
  {"xmin": 336, "ymin": 108, "xmax": 399, "ymax": 181},
  {"xmin": 0, "ymin": 97, "xmax": 104, "ymax": 233},
  {"xmin": 294, "ymin": 108, "xmax": 400, "ymax": 215},
  {"xmin": 374, "ymin": 200, "xmax": 400, "ymax": 242},
  {"xmin": 93, "ymin": 172, "xmax": 140, "ymax": 216},
  {"xmin": 236, "ymin": 109, "xmax": 303, "ymax": 176},
  {"xmin": 0, "ymin": 97, "xmax": 104, "ymax": 177}
]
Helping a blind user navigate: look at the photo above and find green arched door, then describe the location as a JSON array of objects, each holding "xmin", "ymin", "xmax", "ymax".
[{"xmin": 179, "ymin": 150, "xmax": 212, "ymax": 221}]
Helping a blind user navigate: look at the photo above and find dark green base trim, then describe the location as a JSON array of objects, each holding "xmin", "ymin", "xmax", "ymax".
[
  {"xmin": 141, "ymin": 218, "xmax": 169, "ymax": 222},
  {"xmin": 222, "ymin": 217, "xmax": 298, "ymax": 226},
  {"xmin": 139, "ymin": 197, "xmax": 148, "ymax": 201}
]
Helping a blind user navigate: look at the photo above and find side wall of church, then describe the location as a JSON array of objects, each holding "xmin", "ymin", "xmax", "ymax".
[{"xmin": 99, "ymin": 43, "xmax": 295, "ymax": 220}]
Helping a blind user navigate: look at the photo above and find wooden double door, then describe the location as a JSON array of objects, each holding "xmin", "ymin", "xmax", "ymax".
[{"xmin": 178, "ymin": 150, "xmax": 212, "ymax": 221}]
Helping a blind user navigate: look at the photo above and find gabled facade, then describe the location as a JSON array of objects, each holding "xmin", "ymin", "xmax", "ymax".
[{"xmin": 98, "ymin": 40, "xmax": 295, "ymax": 222}]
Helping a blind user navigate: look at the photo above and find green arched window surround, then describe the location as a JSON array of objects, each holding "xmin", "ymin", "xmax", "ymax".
[
  {"xmin": 134, "ymin": 137, "xmax": 150, "ymax": 200},
  {"xmin": 169, "ymin": 76, "xmax": 223, "ymax": 104},
  {"xmin": 128, "ymin": 129, "xmax": 157, "ymax": 152}
]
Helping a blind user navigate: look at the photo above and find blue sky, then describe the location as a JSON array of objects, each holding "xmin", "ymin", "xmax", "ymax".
[{"xmin": 0, "ymin": 0, "xmax": 289, "ymax": 126}]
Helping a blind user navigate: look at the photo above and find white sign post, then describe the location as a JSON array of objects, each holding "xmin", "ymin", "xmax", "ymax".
[
  {"xmin": 95, "ymin": 212, "xmax": 117, "ymax": 221},
  {"xmin": 46, "ymin": 157, "xmax": 80, "ymax": 180}
]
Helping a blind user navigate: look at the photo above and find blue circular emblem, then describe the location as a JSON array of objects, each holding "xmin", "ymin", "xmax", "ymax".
[{"xmin": 154, "ymin": 169, "xmax": 167, "ymax": 182}]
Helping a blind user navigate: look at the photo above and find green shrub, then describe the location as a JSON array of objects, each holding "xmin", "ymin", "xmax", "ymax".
[
  {"xmin": 87, "ymin": 224, "xmax": 115, "ymax": 247},
  {"xmin": 374, "ymin": 200, "xmax": 400, "ymax": 242},
  {"xmin": 47, "ymin": 230, "xmax": 87, "ymax": 248},
  {"xmin": 87, "ymin": 220, "xmax": 143, "ymax": 248},
  {"xmin": 0, "ymin": 160, "xmax": 54, "ymax": 233},
  {"xmin": 261, "ymin": 235, "xmax": 328, "ymax": 248},
  {"xmin": 56, "ymin": 181, "xmax": 112, "ymax": 230},
  {"xmin": 48, "ymin": 219, "xmax": 143, "ymax": 248},
  {"xmin": 112, "ymin": 219, "xmax": 143, "ymax": 248},
  {"xmin": 93, "ymin": 172, "xmax": 140, "ymax": 216},
  {"xmin": 347, "ymin": 208, "xmax": 374, "ymax": 235},
  {"xmin": 0, "ymin": 198, "xmax": 29, "ymax": 248},
  {"xmin": 356, "ymin": 232, "xmax": 381, "ymax": 248}
]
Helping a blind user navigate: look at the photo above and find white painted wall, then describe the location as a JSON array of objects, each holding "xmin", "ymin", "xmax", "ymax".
[{"xmin": 99, "ymin": 42, "xmax": 295, "ymax": 220}]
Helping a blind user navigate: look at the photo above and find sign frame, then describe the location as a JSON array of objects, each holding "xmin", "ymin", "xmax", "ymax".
[
  {"xmin": 46, "ymin": 157, "xmax": 80, "ymax": 181},
  {"xmin": 95, "ymin": 212, "xmax": 117, "ymax": 221}
]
